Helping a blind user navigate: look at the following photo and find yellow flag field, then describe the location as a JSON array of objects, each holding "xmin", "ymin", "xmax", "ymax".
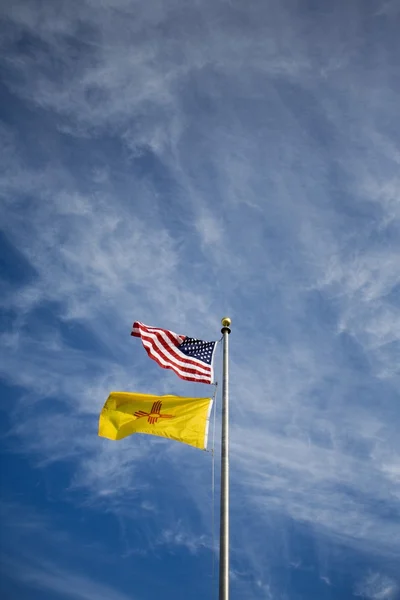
[{"xmin": 99, "ymin": 392, "xmax": 213, "ymax": 450}]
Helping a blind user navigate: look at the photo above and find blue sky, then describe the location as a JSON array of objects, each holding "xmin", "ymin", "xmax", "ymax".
[{"xmin": 1, "ymin": 0, "xmax": 400, "ymax": 598}]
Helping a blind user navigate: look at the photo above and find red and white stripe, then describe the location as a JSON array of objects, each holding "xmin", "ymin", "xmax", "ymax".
[{"xmin": 131, "ymin": 321, "xmax": 214, "ymax": 384}]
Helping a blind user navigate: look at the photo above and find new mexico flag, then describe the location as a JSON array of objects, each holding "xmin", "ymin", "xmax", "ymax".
[{"xmin": 99, "ymin": 392, "xmax": 213, "ymax": 450}]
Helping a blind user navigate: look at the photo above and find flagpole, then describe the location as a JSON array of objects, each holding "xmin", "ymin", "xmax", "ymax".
[{"xmin": 219, "ymin": 317, "xmax": 231, "ymax": 600}]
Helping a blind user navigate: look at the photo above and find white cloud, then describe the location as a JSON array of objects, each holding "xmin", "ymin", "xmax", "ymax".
[
  {"xmin": 158, "ymin": 521, "xmax": 209, "ymax": 554},
  {"xmin": 1, "ymin": 2, "xmax": 400, "ymax": 597},
  {"xmin": 355, "ymin": 572, "xmax": 398, "ymax": 600},
  {"xmin": 2, "ymin": 556, "xmax": 138, "ymax": 600}
]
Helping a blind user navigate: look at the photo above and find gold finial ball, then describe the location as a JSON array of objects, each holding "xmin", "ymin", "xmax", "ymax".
[{"xmin": 221, "ymin": 317, "xmax": 231, "ymax": 328}]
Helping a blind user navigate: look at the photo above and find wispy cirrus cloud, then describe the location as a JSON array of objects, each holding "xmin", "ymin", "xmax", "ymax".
[
  {"xmin": 2, "ymin": 556, "xmax": 139, "ymax": 600},
  {"xmin": 1, "ymin": 0, "xmax": 400, "ymax": 599},
  {"xmin": 355, "ymin": 572, "xmax": 399, "ymax": 600}
]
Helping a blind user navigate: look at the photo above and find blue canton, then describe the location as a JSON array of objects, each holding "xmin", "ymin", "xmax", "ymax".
[{"xmin": 179, "ymin": 338, "xmax": 216, "ymax": 365}]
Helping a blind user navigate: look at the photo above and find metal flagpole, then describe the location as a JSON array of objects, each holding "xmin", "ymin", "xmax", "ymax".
[{"xmin": 219, "ymin": 317, "xmax": 231, "ymax": 600}]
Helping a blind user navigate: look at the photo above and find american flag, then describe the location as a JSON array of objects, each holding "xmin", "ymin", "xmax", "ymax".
[{"xmin": 131, "ymin": 321, "xmax": 217, "ymax": 384}]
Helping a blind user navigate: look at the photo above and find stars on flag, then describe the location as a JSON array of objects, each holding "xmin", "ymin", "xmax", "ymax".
[{"xmin": 179, "ymin": 338, "xmax": 215, "ymax": 365}]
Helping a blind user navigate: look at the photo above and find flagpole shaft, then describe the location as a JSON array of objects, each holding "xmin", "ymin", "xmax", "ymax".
[{"xmin": 219, "ymin": 317, "xmax": 231, "ymax": 600}]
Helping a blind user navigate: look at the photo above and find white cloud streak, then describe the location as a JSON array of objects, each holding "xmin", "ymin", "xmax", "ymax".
[
  {"xmin": 355, "ymin": 572, "xmax": 398, "ymax": 600},
  {"xmin": 2, "ymin": 556, "xmax": 138, "ymax": 600},
  {"xmin": 1, "ymin": 1, "xmax": 400, "ymax": 597}
]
